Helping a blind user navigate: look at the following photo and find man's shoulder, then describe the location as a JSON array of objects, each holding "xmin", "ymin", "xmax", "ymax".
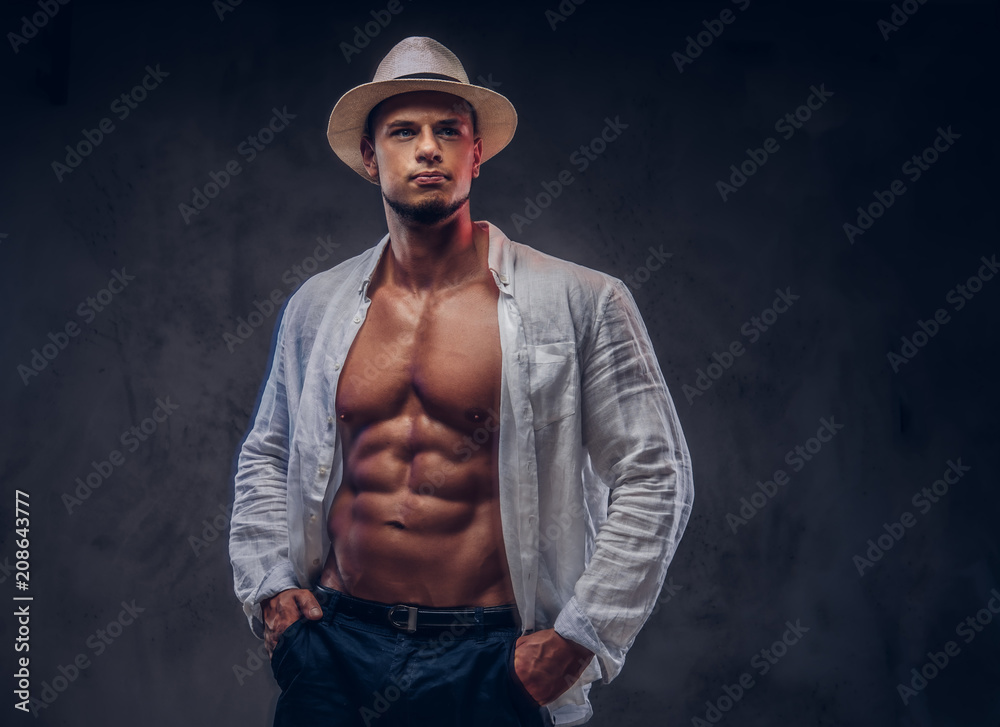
[
  {"xmin": 280, "ymin": 238, "xmax": 382, "ymax": 325},
  {"xmin": 505, "ymin": 235, "xmax": 623, "ymax": 308}
]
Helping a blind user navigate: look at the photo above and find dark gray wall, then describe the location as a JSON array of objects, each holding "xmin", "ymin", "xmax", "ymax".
[{"xmin": 2, "ymin": 0, "xmax": 998, "ymax": 725}]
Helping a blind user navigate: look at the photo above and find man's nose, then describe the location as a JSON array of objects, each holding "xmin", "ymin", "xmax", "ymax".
[{"xmin": 415, "ymin": 127, "xmax": 443, "ymax": 161}]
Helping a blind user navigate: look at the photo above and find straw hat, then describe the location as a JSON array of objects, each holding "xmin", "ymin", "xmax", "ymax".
[{"xmin": 327, "ymin": 37, "xmax": 517, "ymax": 184}]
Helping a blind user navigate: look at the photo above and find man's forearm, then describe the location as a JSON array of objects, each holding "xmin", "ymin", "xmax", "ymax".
[
  {"xmin": 229, "ymin": 312, "xmax": 298, "ymax": 637},
  {"xmin": 561, "ymin": 278, "xmax": 695, "ymax": 683},
  {"xmin": 553, "ymin": 459, "xmax": 692, "ymax": 682}
]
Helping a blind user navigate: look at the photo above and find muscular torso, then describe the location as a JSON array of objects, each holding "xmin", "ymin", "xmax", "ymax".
[{"xmin": 318, "ymin": 231, "xmax": 516, "ymax": 607}]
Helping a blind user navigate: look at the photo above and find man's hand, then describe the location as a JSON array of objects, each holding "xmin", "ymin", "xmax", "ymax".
[
  {"xmin": 513, "ymin": 628, "xmax": 595, "ymax": 706},
  {"xmin": 261, "ymin": 588, "xmax": 323, "ymax": 659}
]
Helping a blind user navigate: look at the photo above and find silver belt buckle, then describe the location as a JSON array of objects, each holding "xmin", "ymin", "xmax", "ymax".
[{"xmin": 388, "ymin": 604, "xmax": 418, "ymax": 633}]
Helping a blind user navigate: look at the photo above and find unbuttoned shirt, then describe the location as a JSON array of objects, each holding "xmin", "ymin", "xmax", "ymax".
[{"xmin": 229, "ymin": 220, "xmax": 694, "ymax": 726}]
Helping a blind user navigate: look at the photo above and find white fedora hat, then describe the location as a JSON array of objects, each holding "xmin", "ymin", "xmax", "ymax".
[{"xmin": 327, "ymin": 36, "xmax": 517, "ymax": 184}]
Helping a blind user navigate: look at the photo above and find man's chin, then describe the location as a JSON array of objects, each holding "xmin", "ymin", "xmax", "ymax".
[{"xmin": 383, "ymin": 189, "xmax": 469, "ymax": 226}]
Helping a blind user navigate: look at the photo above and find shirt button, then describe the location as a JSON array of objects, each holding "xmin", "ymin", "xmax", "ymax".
[
  {"xmin": 310, "ymin": 514, "xmax": 317, "ymax": 521},
  {"xmin": 312, "ymin": 558, "xmax": 320, "ymax": 566},
  {"xmin": 319, "ymin": 467, "xmax": 327, "ymax": 475},
  {"xmin": 353, "ymin": 316, "xmax": 361, "ymax": 323},
  {"xmin": 334, "ymin": 363, "xmax": 340, "ymax": 370},
  {"xmin": 499, "ymin": 274, "xmax": 508, "ymax": 283},
  {"xmin": 328, "ymin": 416, "xmax": 334, "ymax": 424}
]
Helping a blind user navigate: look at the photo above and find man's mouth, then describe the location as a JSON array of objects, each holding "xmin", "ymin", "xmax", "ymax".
[{"xmin": 412, "ymin": 171, "xmax": 447, "ymax": 183}]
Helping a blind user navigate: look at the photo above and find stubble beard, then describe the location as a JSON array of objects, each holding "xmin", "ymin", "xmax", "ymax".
[{"xmin": 382, "ymin": 185, "xmax": 471, "ymax": 226}]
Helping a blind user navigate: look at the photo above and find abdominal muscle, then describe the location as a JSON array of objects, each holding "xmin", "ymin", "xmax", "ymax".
[
  {"xmin": 319, "ymin": 437, "xmax": 516, "ymax": 607},
  {"xmin": 317, "ymin": 244, "xmax": 516, "ymax": 608}
]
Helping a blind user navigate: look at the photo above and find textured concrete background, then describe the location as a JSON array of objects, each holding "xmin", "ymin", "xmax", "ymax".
[{"xmin": 1, "ymin": 0, "xmax": 998, "ymax": 725}]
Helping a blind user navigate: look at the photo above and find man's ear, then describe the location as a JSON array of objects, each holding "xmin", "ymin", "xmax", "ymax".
[
  {"xmin": 360, "ymin": 135, "xmax": 379, "ymax": 181},
  {"xmin": 472, "ymin": 136, "xmax": 483, "ymax": 178}
]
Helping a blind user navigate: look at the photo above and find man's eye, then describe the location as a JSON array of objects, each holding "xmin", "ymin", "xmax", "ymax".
[
  {"xmin": 439, "ymin": 128, "xmax": 458, "ymax": 136},
  {"xmin": 394, "ymin": 129, "xmax": 413, "ymax": 137}
]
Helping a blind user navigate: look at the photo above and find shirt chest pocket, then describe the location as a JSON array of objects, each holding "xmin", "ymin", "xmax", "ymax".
[{"xmin": 526, "ymin": 341, "xmax": 580, "ymax": 430}]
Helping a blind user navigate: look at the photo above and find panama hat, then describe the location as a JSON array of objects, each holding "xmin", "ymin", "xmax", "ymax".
[{"xmin": 327, "ymin": 36, "xmax": 517, "ymax": 184}]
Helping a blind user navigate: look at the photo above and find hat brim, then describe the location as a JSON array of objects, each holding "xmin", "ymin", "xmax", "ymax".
[{"xmin": 327, "ymin": 78, "xmax": 517, "ymax": 184}]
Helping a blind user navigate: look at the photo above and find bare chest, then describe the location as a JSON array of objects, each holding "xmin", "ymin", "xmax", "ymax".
[{"xmin": 336, "ymin": 279, "xmax": 502, "ymax": 431}]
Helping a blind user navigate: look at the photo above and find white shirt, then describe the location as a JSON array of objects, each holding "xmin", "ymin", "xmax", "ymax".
[{"xmin": 229, "ymin": 220, "xmax": 694, "ymax": 725}]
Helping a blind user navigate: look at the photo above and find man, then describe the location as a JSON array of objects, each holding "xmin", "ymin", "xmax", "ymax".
[{"xmin": 230, "ymin": 36, "xmax": 694, "ymax": 727}]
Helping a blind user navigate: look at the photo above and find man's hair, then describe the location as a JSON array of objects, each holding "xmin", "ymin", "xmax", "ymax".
[{"xmin": 364, "ymin": 95, "xmax": 479, "ymax": 141}]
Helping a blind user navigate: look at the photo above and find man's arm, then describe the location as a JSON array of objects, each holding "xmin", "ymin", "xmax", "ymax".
[
  {"xmin": 553, "ymin": 278, "xmax": 695, "ymax": 684},
  {"xmin": 229, "ymin": 312, "xmax": 304, "ymax": 640}
]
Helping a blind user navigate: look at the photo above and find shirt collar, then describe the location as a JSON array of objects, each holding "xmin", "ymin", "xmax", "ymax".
[{"xmin": 356, "ymin": 220, "xmax": 513, "ymax": 296}]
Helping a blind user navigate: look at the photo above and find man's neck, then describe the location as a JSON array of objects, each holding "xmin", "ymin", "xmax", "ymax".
[{"xmin": 379, "ymin": 209, "xmax": 488, "ymax": 296}]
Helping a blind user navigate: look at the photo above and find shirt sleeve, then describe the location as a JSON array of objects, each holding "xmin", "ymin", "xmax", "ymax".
[
  {"xmin": 229, "ymin": 311, "xmax": 302, "ymax": 639},
  {"xmin": 553, "ymin": 278, "xmax": 695, "ymax": 683}
]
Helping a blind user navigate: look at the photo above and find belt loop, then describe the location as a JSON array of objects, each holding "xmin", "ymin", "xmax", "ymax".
[
  {"xmin": 474, "ymin": 606, "xmax": 485, "ymax": 642},
  {"xmin": 326, "ymin": 589, "xmax": 340, "ymax": 623},
  {"xmin": 315, "ymin": 584, "xmax": 341, "ymax": 623}
]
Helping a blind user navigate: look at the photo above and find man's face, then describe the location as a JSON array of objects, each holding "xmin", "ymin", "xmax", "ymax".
[{"xmin": 360, "ymin": 90, "xmax": 482, "ymax": 225}]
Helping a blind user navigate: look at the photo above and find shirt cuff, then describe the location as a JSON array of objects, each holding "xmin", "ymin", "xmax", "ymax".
[
  {"xmin": 244, "ymin": 561, "xmax": 301, "ymax": 639},
  {"xmin": 553, "ymin": 596, "xmax": 612, "ymax": 684}
]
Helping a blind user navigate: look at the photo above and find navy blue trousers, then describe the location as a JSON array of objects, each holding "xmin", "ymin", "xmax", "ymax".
[{"xmin": 270, "ymin": 588, "xmax": 553, "ymax": 726}]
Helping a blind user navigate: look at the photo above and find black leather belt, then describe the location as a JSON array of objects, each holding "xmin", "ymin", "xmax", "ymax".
[{"xmin": 315, "ymin": 585, "xmax": 519, "ymax": 633}]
